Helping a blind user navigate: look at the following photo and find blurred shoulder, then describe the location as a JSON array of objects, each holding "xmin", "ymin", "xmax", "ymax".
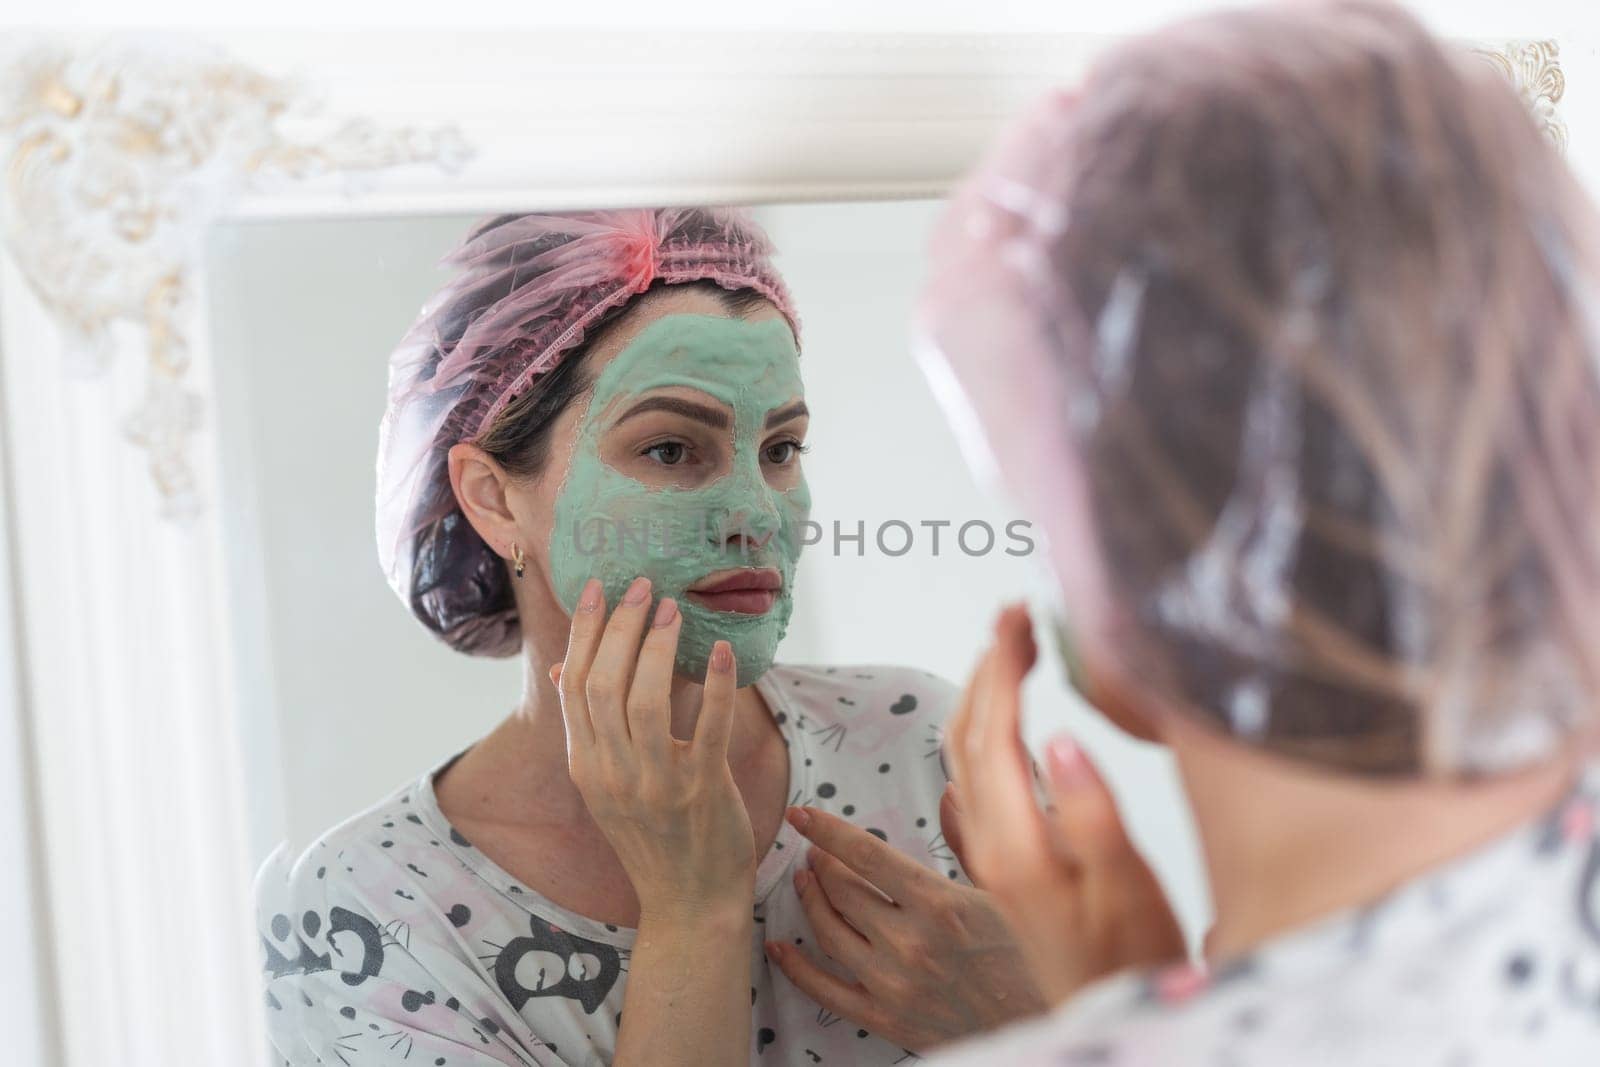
[
  {"xmin": 253, "ymin": 773, "xmax": 438, "ymax": 962},
  {"xmin": 922, "ymin": 973, "xmax": 1150, "ymax": 1067}
]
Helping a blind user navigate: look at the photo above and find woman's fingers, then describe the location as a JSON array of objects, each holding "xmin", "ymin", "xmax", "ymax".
[
  {"xmin": 585, "ymin": 576, "xmax": 655, "ymax": 747},
  {"xmin": 941, "ymin": 640, "xmax": 987, "ymax": 793},
  {"xmin": 938, "ymin": 783, "xmax": 972, "ymax": 877},
  {"xmin": 555, "ymin": 577, "xmax": 606, "ymax": 748},
  {"xmin": 692, "ymin": 640, "xmax": 738, "ymax": 761},
  {"xmin": 1040, "ymin": 732, "xmax": 1188, "ymax": 974},
  {"xmin": 627, "ymin": 597, "xmax": 681, "ymax": 759},
  {"xmin": 792, "ymin": 866, "xmax": 876, "ymax": 974},
  {"xmin": 807, "ymin": 847, "xmax": 895, "ymax": 935},
  {"xmin": 971, "ymin": 606, "xmax": 1037, "ymax": 775},
  {"xmin": 959, "ymin": 606, "xmax": 1049, "ymax": 886},
  {"xmin": 1039, "ymin": 734, "xmax": 1132, "ymax": 871},
  {"xmin": 764, "ymin": 940, "xmax": 880, "ymax": 1035},
  {"xmin": 786, "ymin": 807, "xmax": 930, "ymax": 905}
]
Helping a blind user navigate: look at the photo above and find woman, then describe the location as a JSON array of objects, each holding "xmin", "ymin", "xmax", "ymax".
[
  {"xmin": 254, "ymin": 209, "xmax": 1042, "ymax": 1066},
  {"xmin": 899, "ymin": 1, "xmax": 1600, "ymax": 1063}
]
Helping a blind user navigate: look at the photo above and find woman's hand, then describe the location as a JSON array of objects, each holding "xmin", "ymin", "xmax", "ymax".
[
  {"xmin": 552, "ymin": 575, "xmax": 756, "ymax": 923},
  {"xmin": 555, "ymin": 575, "xmax": 759, "ymax": 1066},
  {"xmin": 944, "ymin": 603, "xmax": 1186, "ymax": 1004},
  {"xmin": 765, "ymin": 803, "xmax": 1048, "ymax": 1052}
]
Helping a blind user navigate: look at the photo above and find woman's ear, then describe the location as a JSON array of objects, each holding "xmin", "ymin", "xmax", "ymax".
[{"xmin": 447, "ymin": 441, "xmax": 519, "ymax": 556}]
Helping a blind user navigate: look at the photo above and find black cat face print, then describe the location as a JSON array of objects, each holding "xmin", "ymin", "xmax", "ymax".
[{"xmin": 489, "ymin": 916, "xmax": 623, "ymax": 1016}]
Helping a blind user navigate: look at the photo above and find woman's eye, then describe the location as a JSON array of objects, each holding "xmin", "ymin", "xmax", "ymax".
[
  {"xmin": 764, "ymin": 441, "xmax": 806, "ymax": 465},
  {"xmin": 643, "ymin": 442, "xmax": 688, "ymax": 465}
]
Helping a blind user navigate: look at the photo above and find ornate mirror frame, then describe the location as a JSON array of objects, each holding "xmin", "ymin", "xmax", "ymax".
[{"xmin": 0, "ymin": 31, "xmax": 1569, "ymax": 1066}]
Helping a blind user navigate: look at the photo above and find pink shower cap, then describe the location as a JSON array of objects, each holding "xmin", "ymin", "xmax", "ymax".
[
  {"xmin": 916, "ymin": 1, "xmax": 1600, "ymax": 776},
  {"xmin": 375, "ymin": 208, "xmax": 799, "ymax": 656}
]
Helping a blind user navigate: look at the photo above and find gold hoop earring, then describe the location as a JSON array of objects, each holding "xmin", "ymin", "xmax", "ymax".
[{"xmin": 511, "ymin": 543, "xmax": 526, "ymax": 579}]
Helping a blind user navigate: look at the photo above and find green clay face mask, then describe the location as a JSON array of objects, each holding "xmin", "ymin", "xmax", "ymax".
[{"xmin": 549, "ymin": 313, "xmax": 810, "ymax": 687}]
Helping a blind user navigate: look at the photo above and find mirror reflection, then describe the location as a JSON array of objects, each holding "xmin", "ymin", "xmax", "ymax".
[{"xmin": 209, "ymin": 201, "xmax": 1202, "ymax": 1065}]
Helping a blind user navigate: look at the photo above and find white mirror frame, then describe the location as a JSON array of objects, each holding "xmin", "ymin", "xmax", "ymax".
[{"xmin": 0, "ymin": 30, "xmax": 1568, "ymax": 1067}]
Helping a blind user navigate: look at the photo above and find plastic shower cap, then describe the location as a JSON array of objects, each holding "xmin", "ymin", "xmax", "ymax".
[
  {"xmin": 375, "ymin": 208, "xmax": 800, "ymax": 657},
  {"xmin": 916, "ymin": 0, "xmax": 1600, "ymax": 776}
]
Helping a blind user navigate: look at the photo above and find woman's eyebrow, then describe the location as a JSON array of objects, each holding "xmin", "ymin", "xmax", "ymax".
[
  {"xmin": 765, "ymin": 400, "xmax": 809, "ymax": 428},
  {"xmin": 614, "ymin": 396, "xmax": 731, "ymax": 430}
]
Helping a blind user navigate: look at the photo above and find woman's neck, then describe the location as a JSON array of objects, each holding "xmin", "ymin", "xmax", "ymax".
[
  {"xmin": 430, "ymin": 638, "xmax": 789, "ymax": 927},
  {"xmin": 440, "ymin": 639, "xmax": 775, "ymax": 830},
  {"xmin": 1172, "ymin": 717, "xmax": 1580, "ymax": 963}
]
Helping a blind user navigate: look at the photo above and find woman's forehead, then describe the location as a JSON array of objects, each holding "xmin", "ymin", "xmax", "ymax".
[
  {"xmin": 586, "ymin": 286, "xmax": 790, "ymax": 367},
  {"xmin": 594, "ymin": 380, "xmax": 807, "ymax": 430},
  {"xmin": 589, "ymin": 314, "xmax": 802, "ymax": 402}
]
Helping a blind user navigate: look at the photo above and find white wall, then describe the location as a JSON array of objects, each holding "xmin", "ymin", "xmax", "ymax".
[
  {"xmin": 206, "ymin": 215, "xmax": 524, "ymax": 868},
  {"xmin": 20, "ymin": 0, "xmax": 1600, "ymax": 38}
]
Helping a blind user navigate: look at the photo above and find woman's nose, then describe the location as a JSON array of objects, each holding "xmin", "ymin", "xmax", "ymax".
[
  {"xmin": 713, "ymin": 505, "xmax": 780, "ymax": 552},
  {"xmin": 706, "ymin": 450, "xmax": 785, "ymax": 550}
]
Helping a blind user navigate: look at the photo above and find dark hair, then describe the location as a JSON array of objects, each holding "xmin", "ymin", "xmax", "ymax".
[{"xmin": 407, "ymin": 212, "xmax": 780, "ymax": 655}]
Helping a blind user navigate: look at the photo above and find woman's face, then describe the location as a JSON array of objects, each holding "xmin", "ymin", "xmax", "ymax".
[{"xmin": 521, "ymin": 287, "xmax": 810, "ymax": 686}]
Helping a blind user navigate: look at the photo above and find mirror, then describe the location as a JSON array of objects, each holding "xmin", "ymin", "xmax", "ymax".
[
  {"xmin": 5, "ymin": 20, "xmax": 1576, "ymax": 1067},
  {"xmin": 206, "ymin": 198, "xmax": 1207, "ymax": 1062}
]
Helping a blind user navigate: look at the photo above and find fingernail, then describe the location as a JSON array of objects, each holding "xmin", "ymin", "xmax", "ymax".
[
  {"xmin": 793, "ymin": 868, "xmax": 811, "ymax": 893},
  {"xmin": 1046, "ymin": 735, "xmax": 1090, "ymax": 787},
  {"xmin": 995, "ymin": 601, "xmax": 1028, "ymax": 632},
  {"xmin": 652, "ymin": 597, "xmax": 677, "ymax": 628},
  {"xmin": 623, "ymin": 576, "xmax": 651, "ymax": 605},
  {"xmin": 764, "ymin": 940, "xmax": 783, "ymax": 959},
  {"xmin": 786, "ymin": 806, "xmax": 811, "ymax": 832},
  {"xmin": 577, "ymin": 578, "xmax": 603, "ymax": 613},
  {"xmin": 711, "ymin": 641, "xmax": 733, "ymax": 673},
  {"xmin": 548, "ymin": 662, "xmax": 563, "ymax": 685}
]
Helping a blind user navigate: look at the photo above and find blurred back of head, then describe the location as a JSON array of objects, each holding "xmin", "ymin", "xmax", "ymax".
[{"xmin": 920, "ymin": 0, "xmax": 1600, "ymax": 776}]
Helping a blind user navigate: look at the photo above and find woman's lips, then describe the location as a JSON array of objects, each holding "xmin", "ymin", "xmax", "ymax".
[
  {"xmin": 685, "ymin": 568, "xmax": 781, "ymax": 615},
  {"xmin": 686, "ymin": 589, "xmax": 777, "ymax": 614}
]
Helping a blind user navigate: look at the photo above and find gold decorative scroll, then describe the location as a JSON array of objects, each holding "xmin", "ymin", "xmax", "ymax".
[
  {"xmin": 0, "ymin": 39, "xmax": 472, "ymax": 518},
  {"xmin": 1473, "ymin": 39, "xmax": 1567, "ymax": 153}
]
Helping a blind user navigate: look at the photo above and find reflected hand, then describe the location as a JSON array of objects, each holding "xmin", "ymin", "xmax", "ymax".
[
  {"xmin": 551, "ymin": 576, "xmax": 756, "ymax": 924},
  {"xmin": 943, "ymin": 603, "xmax": 1186, "ymax": 1004},
  {"xmin": 766, "ymin": 802, "xmax": 1047, "ymax": 1052}
]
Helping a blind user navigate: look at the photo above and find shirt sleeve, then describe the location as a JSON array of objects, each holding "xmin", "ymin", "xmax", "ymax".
[{"xmin": 255, "ymin": 839, "xmax": 572, "ymax": 1067}]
